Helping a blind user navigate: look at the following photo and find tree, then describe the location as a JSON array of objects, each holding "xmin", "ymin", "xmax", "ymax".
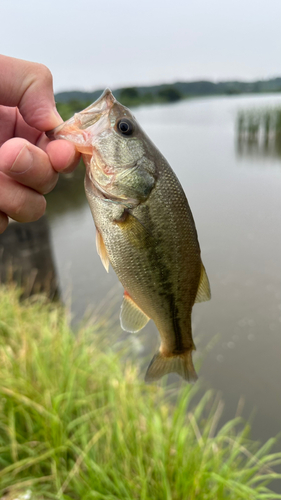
[
  {"xmin": 158, "ymin": 87, "xmax": 182, "ymax": 102},
  {"xmin": 119, "ymin": 87, "xmax": 140, "ymax": 105}
]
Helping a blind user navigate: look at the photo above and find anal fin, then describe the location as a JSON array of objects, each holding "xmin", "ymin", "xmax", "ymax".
[
  {"xmin": 194, "ymin": 262, "xmax": 211, "ymax": 303},
  {"xmin": 120, "ymin": 292, "xmax": 150, "ymax": 333},
  {"xmin": 96, "ymin": 229, "xmax": 110, "ymax": 272}
]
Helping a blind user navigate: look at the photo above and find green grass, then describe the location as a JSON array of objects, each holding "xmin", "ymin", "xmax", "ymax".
[{"xmin": 0, "ymin": 285, "xmax": 281, "ymax": 499}]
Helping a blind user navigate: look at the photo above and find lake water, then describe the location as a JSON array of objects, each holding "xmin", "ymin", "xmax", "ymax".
[{"xmin": 46, "ymin": 94, "xmax": 281, "ymax": 446}]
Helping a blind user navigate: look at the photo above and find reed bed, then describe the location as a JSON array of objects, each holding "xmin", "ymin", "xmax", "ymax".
[
  {"xmin": 237, "ymin": 108, "xmax": 281, "ymax": 157},
  {"xmin": 0, "ymin": 285, "xmax": 280, "ymax": 499}
]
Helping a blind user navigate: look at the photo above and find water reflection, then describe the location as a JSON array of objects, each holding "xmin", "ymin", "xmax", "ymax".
[
  {"xmin": 236, "ymin": 107, "xmax": 281, "ymax": 160},
  {"xmin": 0, "ymin": 216, "xmax": 59, "ymax": 299},
  {"xmin": 236, "ymin": 137, "xmax": 281, "ymax": 161}
]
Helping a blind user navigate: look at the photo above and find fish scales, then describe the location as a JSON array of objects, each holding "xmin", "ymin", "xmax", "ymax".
[{"xmin": 47, "ymin": 89, "xmax": 211, "ymax": 382}]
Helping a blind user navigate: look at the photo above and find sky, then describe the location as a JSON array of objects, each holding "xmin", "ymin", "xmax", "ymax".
[{"xmin": 1, "ymin": 0, "xmax": 281, "ymax": 93}]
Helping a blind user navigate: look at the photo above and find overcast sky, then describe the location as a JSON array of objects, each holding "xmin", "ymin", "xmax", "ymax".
[{"xmin": 1, "ymin": 0, "xmax": 281, "ymax": 93}]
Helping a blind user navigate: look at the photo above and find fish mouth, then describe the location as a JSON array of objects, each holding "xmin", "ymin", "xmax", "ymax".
[
  {"xmin": 79, "ymin": 88, "xmax": 116, "ymax": 118},
  {"xmin": 46, "ymin": 89, "xmax": 116, "ymax": 144}
]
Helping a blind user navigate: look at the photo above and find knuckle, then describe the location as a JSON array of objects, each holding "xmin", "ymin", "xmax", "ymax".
[
  {"xmin": 37, "ymin": 63, "xmax": 53, "ymax": 85},
  {"xmin": 22, "ymin": 63, "xmax": 53, "ymax": 95},
  {"xmin": 11, "ymin": 185, "xmax": 46, "ymax": 222}
]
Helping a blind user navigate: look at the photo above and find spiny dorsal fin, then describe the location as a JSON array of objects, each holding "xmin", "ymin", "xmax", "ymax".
[
  {"xmin": 120, "ymin": 292, "xmax": 150, "ymax": 333},
  {"xmin": 96, "ymin": 229, "xmax": 110, "ymax": 273},
  {"xmin": 194, "ymin": 262, "xmax": 211, "ymax": 303}
]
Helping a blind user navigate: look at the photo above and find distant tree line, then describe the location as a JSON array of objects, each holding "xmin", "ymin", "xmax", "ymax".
[
  {"xmin": 118, "ymin": 86, "xmax": 182, "ymax": 106},
  {"xmin": 55, "ymin": 78, "xmax": 281, "ymax": 121},
  {"xmin": 56, "ymin": 86, "xmax": 183, "ymax": 120}
]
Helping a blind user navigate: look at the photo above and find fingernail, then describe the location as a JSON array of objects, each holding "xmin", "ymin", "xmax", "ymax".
[{"xmin": 10, "ymin": 145, "xmax": 33, "ymax": 174}]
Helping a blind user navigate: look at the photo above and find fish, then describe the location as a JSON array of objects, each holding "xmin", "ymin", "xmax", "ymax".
[{"xmin": 47, "ymin": 89, "xmax": 211, "ymax": 382}]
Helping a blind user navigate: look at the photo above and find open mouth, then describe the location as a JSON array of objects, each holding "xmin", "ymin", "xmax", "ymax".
[{"xmin": 46, "ymin": 88, "xmax": 116, "ymax": 141}]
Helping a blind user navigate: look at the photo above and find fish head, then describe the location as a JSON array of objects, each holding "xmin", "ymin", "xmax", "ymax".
[
  {"xmin": 47, "ymin": 89, "xmax": 116, "ymax": 153},
  {"xmin": 47, "ymin": 89, "xmax": 157, "ymax": 203}
]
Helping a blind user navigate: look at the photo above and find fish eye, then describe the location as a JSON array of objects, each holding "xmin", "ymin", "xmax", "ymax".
[{"xmin": 117, "ymin": 118, "xmax": 134, "ymax": 136}]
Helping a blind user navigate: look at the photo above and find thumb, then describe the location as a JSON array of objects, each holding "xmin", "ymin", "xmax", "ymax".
[{"xmin": 0, "ymin": 54, "xmax": 62, "ymax": 131}]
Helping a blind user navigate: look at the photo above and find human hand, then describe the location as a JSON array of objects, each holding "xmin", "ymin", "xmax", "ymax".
[{"xmin": 0, "ymin": 55, "xmax": 80, "ymax": 234}]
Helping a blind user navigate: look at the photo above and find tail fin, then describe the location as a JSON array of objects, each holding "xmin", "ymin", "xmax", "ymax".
[{"xmin": 145, "ymin": 350, "xmax": 198, "ymax": 383}]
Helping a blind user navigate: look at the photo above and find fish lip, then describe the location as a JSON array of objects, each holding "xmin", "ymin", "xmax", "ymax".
[
  {"xmin": 76, "ymin": 88, "xmax": 116, "ymax": 130},
  {"xmin": 80, "ymin": 88, "xmax": 116, "ymax": 116},
  {"xmin": 46, "ymin": 88, "xmax": 116, "ymax": 140}
]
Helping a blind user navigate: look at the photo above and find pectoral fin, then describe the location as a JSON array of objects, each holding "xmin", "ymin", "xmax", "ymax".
[
  {"xmin": 96, "ymin": 229, "xmax": 110, "ymax": 272},
  {"xmin": 194, "ymin": 262, "xmax": 211, "ymax": 303},
  {"xmin": 120, "ymin": 292, "xmax": 150, "ymax": 333},
  {"xmin": 115, "ymin": 210, "xmax": 152, "ymax": 248}
]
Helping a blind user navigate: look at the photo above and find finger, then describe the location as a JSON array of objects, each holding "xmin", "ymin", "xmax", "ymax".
[
  {"xmin": 0, "ymin": 211, "xmax": 9, "ymax": 234},
  {"xmin": 5, "ymin": 109, "xmax": 81, "ymax": 173},
  {"xmin": 0, "ymin": 138, "xmax": 59, "ymax": 194},
  {"xmin": 45, "ymin": 139, "xmax": 81, "ymax": 173},
  {"xmin": 0, "ymin": 106, "xmax": 17, "ymax": 146},
  {"xmin": 0, "ymin": 54, "xmax": 62, "ymax": 131},
  {"xmin": 0, "ymin": 105, "xmax": 43, "ymax": 148},
  {"xmin": 0, "ymin": 172, "xmax": 46, "ymax": 223},
  {"xmin": 14, "ymin": 107, "xmax": 42, "ymax": 144}
]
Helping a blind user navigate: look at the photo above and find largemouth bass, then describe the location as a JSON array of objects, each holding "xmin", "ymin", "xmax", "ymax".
[{"xmin": 47, "ymin": 89, "xmax": 211, "ymax": 382}]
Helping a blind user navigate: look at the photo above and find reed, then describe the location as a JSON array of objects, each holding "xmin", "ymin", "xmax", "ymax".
[
  {"xmin": 237, "ymin": 108, "xmax": 281, "ymax": 157},
  {"xmin": 0, "ymin": 285, "xmax": 280, "ymax": 499}
]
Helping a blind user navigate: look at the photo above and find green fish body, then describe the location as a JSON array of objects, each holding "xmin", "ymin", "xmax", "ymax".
[{"xmin": 48, "ymin": 89, "xmax": 211, "ymax": 382}]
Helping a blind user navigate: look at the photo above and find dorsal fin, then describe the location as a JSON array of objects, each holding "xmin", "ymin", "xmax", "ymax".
[
  {"xmin": 120, "ymin": 291, "xmax": 150, "ymax": 333},
  {"xmin": 194, "ymin": 262, "xmax": 211, "ymax": 303},
  {"xmin": 96, "ymin": 229, "xmax": 110, "ymax": 272}
]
